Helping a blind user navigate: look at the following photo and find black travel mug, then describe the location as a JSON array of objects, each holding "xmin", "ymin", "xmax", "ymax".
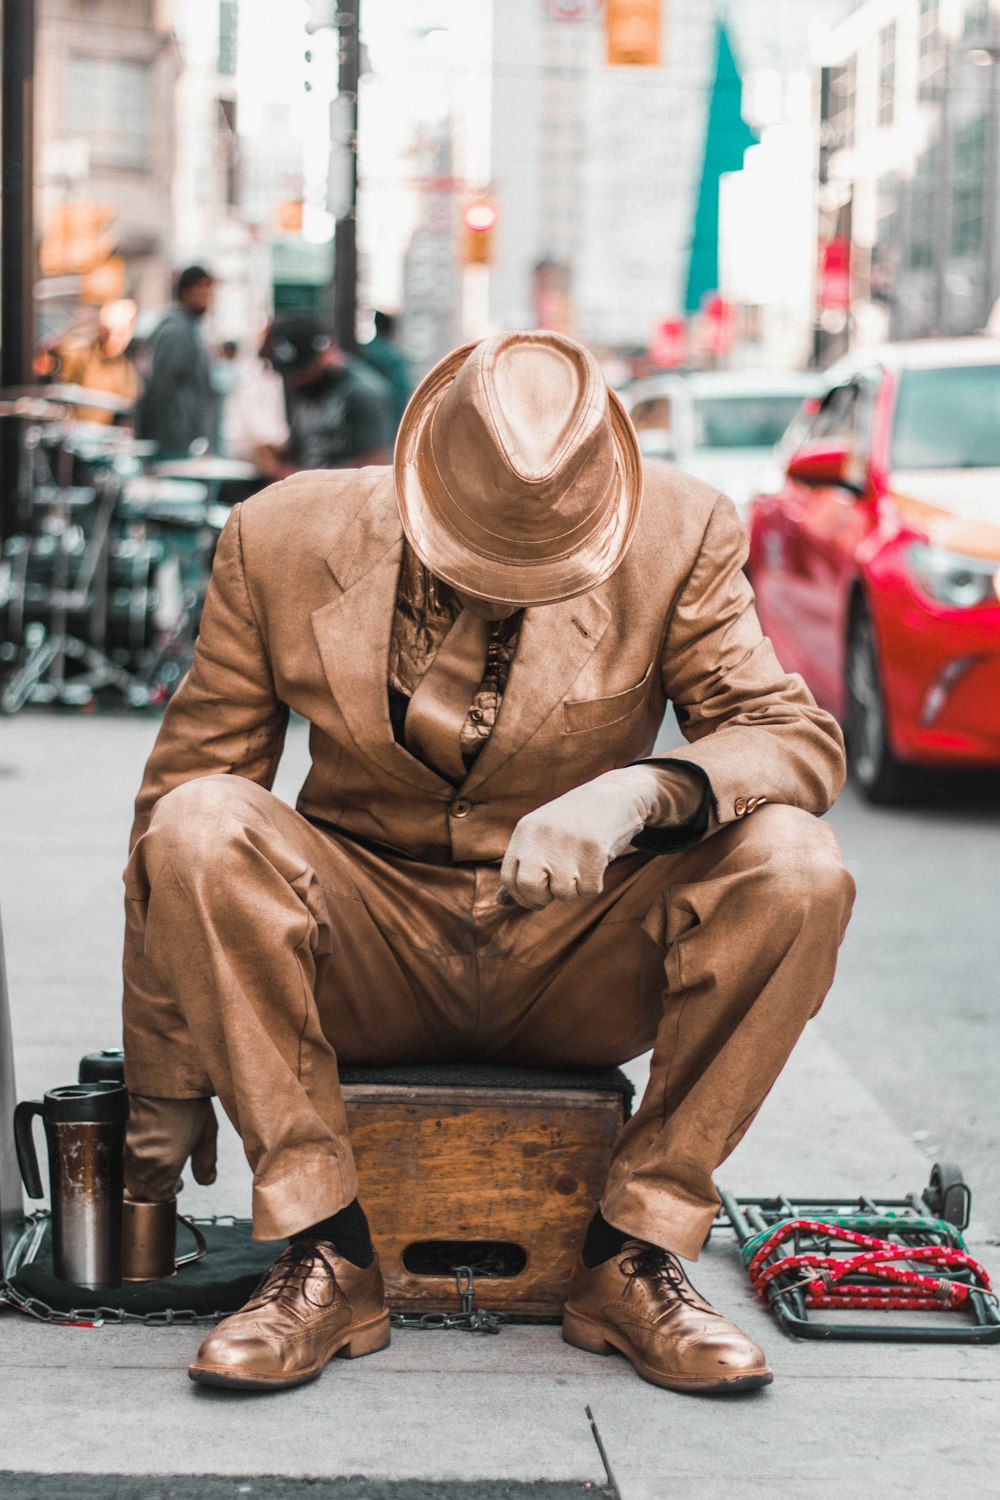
[{"xmin": 14, "ymin": 1082, "xmax": 129, "ymax": 1288}]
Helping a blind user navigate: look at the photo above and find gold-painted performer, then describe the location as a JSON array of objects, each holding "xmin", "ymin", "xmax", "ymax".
[{"xmin": 122, "ymin": 332, "xmax": 854, "ymax": 1393}]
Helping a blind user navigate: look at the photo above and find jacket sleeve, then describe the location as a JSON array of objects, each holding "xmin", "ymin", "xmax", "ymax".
[
  {"xmin": 129, "ymin": 503, "xmax": 289, "ymax": 851},
  {"xmin": 654, "ymin": 493, "xmax": 846, "ymax": 828}
]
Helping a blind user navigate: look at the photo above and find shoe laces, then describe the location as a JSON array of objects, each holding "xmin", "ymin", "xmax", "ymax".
[
  {"xmin": 619, "ymin": 1243, "xmax": 705, "ymax": 1311},
  {"xmin": 246, "ymin": 1238, "xmax": 342, "ymax": 1312}
]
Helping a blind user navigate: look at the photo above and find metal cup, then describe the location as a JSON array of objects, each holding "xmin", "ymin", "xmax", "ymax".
[
  {"xmin": 121, "ymin": 1195, "xmax": 207, "ymax": 1281},
  {"xmin": 14, "ymin": 1082, "xmax": 128, "ymax": 1288}
]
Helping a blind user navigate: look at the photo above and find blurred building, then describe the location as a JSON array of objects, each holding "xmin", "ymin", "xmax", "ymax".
[
  {"xmin": 716, "ymin": 0, "xmax": 856, "ymax": 372},
  {"xmin": 819, "ymin": 0, "xmax": 1000, "ymax": 359},
  {"xmin": 488, "ymin": 0, "xmax": 717, "ymax": 351},
  {"xmin": 487, "ymin": 1, "xmax": 852, "ymax": 368},
  {"xmin": 170, "ymin": 0, "xmax": 256, "ymax": 340},
  {"xmin": 34, "ymin": 0, "xmax": 258, "ymax": 346},
  {"xmin": 401, "ymin": 129, "xmax": 463, "ymax": 372},
  {"xmin": 35, "ymin": 0, "xmax": 181, "ymax": 328}
]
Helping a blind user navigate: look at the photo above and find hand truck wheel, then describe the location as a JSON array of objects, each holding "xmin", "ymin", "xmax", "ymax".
[{"xmin": 926, "ymin": 1161, "xmax": 970, "ymax": 1231}]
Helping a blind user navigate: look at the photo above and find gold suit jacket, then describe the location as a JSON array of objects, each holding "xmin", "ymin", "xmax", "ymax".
[{"xmin": 130, "ymin": 464, "xmax": 846, "ymax": 862}]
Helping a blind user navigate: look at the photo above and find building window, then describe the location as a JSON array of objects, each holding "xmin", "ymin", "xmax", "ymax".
[
  {"xmin": 879, "ymin": 24, "xmax": 896, "ymax": 126},
  {"xmin": 219, "ymin": 0, "xmax": 238, "ymax": 77},
  {"xmin": 919, "ymin": 0, "xmax": 943, "ymax": 102},
  {"xmin": 952, "ymin": 115, "xmax": 987, "ymax": 255},
  {"xmin": 963, "ymin": 0, "xmax": 991, "ymax": 40},
  {"xmin": 909, "ymin": 142, "xmax": 940, "ymax": 269},
  {"xmin": 827, "ymin": 58, "xmax": 856, "ymax": 151},
  {"xmin": 64, "ymin": 55, "xmax": 151, "ymax": 171}
]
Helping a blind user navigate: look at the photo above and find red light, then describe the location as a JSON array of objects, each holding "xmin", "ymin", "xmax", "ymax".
[{"xmin": 463, "ymin": 201, "xmax": 498, "ymax": 233}]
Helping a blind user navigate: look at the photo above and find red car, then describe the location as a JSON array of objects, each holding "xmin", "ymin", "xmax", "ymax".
[{"xmin": 747, "ymin": 339, "xmax": 1000, "ymax": 801}]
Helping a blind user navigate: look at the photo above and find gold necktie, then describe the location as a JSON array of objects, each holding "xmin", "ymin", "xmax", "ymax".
[{"xmin": 404, "ymin": 608, "xmax": 491, "ymax": 782}]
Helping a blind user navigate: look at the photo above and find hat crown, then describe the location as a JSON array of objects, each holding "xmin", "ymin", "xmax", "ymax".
[
  {"xmin": 394, "ymin": 330, "xmax": 642, "ymax": 606},
  {"xmin": 429, "ymin": 333, "xmax": 615, "ymax": 548}
]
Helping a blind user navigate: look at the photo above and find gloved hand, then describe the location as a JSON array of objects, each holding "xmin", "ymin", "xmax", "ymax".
[
  {"xmin": 124, "ymin": 1094, "xmax": 218, "ymax": 1202},
  {"xmin": 500, "ymin": 765, "xmax": 700, "ymax": 910}
]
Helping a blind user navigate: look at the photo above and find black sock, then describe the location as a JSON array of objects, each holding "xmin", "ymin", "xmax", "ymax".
[
  {"xmin": 292, "ymin": 1198, "xmax": 374, "ymax": 1268},
  {"xmin": 582, "ymin": 1209, "xmax": 632, "ymax": 1268}
]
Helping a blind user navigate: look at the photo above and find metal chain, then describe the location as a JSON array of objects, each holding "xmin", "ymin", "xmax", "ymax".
[
  {"xmin": 390, "ymin": 1266, "xmax": 505, "ymax": 1334},
  {"xmin": 1, "ymin": 1218, "xmax": 504, "ymax": 1334}
]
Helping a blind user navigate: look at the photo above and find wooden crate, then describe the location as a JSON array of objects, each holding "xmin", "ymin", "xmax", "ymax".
[{"xmin": 342, "ymin": 1075, "xmax": 627, "ymax": 1319}]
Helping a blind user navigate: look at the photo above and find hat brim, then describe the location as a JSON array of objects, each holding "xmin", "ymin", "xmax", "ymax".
[{"xmin": 393, "ymin": 342, "xmax": 643, "ymax": 607}]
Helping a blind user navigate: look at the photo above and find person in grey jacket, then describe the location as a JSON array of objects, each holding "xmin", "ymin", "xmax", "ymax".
[{"xmin": 136, "ymin": 266, "xmax": 217, "ymax": 456}]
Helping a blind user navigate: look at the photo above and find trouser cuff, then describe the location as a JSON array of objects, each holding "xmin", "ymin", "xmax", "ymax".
[
  {"xmin": 251, "ymin": 1152, "xmax": 360, "ymax": 1242},
  {"xmin": 600, "ymin": 1181, "xmax": 719, "ymax": 1262}
]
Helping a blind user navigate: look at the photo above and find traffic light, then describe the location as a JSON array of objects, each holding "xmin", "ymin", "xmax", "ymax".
[
  {"xmin": 606, "ymin": 0, "xmax": 662, "ymax": 66},
  {"xmin": 276, "ymin": 199, "xmax": 305, "ymax": 233},
  {"xmin": 462, "ymin": 200, "xmax": 498, "ymax": 266}
]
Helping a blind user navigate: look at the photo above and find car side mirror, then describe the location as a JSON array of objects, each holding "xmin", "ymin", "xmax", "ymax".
[{"xmin": 786, "ymin": 442, "xmax": 864, "ymax": 492}]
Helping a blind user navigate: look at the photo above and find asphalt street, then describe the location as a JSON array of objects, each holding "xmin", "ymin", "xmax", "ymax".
[{"xmin": 819, "ymin": 769, "xmax": 1000, "ymax": 1236}]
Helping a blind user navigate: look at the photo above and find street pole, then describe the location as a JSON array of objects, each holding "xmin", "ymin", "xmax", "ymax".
[
  {"xmin": 1, "ymin": 0, "xmax": 36, "ymax": 540},
  {"xmin": 332, "ymin": 6, "xmax": 359, "ymax": 352}
]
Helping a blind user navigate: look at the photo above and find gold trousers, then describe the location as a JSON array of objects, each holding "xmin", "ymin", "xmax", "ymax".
[{"xmin": 124, "ymin": 775, "xmax": 855, "ymax": 1258}]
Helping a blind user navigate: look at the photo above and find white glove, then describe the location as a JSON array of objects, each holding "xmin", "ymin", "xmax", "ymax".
[{"xmin": 500, "ymin": 765, "xmax": 700, "ymax": 910}]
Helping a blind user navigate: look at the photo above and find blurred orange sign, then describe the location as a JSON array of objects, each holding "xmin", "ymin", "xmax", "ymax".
[
  {"xmin": 40, "ymin": 202, "xmax": 117, "ymax": 277},
  {"xmin": 606, "ymin": 0, "xmax": 662, "ymax": 66},
  {"xmin": 276, "ymin": 199, "xmax": 304, "ymax": 233}
]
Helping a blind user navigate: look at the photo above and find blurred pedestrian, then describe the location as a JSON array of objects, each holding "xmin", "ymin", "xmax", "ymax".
[
  {"xmin": 265, "ymin": 313, "xmax": 391, "ymax": 474},
  {"xmin": 359, "ymin": 310, "xmax": 412, "ymax": 441},
  {"xmin": 212, "ymin": 339, "xmax": 242, "ymax": 454},
  {"xmin": 136, "ymin": 265, "xmax": 217, "ymax": 457},
  {"xmin": 222, "ymin": 335, "xmax": 290, "ymax": 471}
]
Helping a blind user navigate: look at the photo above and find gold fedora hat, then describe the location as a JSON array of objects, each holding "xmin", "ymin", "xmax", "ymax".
[{"xmin": 393, "ymin": 330, "xmax": 643, "ymax": 606}]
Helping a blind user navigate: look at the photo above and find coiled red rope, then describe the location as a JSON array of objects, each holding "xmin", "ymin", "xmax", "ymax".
[{"xmin": 744, "ymin": 1218, "xmax": 994, "ymax": 1313}]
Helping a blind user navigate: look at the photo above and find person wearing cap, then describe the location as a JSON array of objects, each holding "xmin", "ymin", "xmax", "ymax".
[
  {"xmin": 122, "ymin": 331, "xmax": 854, "ymax": 1396},
  {"xmin": 136, "ymin": 265, "xmax": 217, "ymax": 457},
  {"xmin": 263, "ymin": 313, "xmax": 392, "ymax": 475}
]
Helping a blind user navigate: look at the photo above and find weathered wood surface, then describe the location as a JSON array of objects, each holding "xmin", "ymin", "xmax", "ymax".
[{"xmin": 342, "ymin": 1084, "xmax": 625, "ymax": 1318}]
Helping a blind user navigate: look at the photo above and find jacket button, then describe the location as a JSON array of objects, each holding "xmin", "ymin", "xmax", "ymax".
[
  {"xmin": 451, "ymin": 799, "xmax": 472, "ymax": 818},
  {"xmin": 734, "ymin": 797, "xmax": 747, "ymax": 817}
]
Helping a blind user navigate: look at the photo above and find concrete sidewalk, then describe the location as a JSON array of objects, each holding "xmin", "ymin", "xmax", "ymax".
[{"xmin": 1, "ymin": 715, "xmax": 998, "ymax": 1500}]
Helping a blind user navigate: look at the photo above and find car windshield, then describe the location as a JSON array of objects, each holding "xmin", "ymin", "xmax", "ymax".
[
  {"xmin": 893, "ymin": 365, "xmax": 1000, "ymax": 469},
  {"xmin": 691, "ymin": 395, "xmax": 807, "ymax": 450}
]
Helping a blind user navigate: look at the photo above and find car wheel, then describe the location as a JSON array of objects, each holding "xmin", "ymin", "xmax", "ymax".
[{"xmin": 845, "ymin": 604, "xmax": 913, "ymax": 804}]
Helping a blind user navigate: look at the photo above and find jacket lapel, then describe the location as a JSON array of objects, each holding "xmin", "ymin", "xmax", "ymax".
[
  {"xmin": 310, "ymin": 477, "xmax": 450, "ymax": 794},
  {"xmin": 461, "ymin": 587, "xmax": 611, "ymax": 794}
]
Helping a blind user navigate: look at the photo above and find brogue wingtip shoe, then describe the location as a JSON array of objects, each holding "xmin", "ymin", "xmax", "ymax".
[
  {"xmin": 188, "ymin": 1239, "xmax": 390, "ymax": 1393},
  {"xmin": 563, "ymin": 1241, "xmax": 772, "ymax": 1395}
]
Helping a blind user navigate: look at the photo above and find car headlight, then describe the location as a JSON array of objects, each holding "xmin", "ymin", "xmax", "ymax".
[{"xmin": 906, "ymin": 542, "xmax": 1000, "ymax": 608}]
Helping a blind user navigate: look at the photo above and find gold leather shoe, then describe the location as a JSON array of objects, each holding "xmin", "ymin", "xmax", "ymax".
[
  {"xmin": 563, "ymin": 1240, "xmax": 772, "ymax": 1394},
  {"xmin": 188, "ymin": 1239, "xmax": 390, "ymax": 1391}
]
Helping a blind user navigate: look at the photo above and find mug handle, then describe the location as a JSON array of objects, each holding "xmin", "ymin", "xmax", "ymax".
[
  {"xmin": 175, "ymin": 1213, "xmax": 208, "ymax": 1269},
  {"xmin": 13, "ymin": 1101, "xmax": 45, "ymax": 1199}
]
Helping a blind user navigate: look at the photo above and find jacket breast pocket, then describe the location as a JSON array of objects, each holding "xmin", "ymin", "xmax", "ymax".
[{"xmin": 563, "ymin": 664, "xmax": 654, "ymax": 735}]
